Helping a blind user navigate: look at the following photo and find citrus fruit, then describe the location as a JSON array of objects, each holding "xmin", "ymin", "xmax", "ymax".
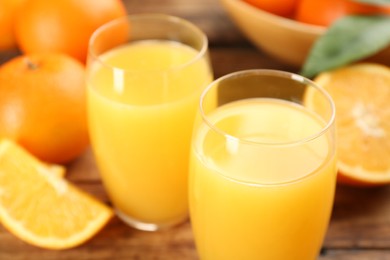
[
  {"xmin": 296, "ymin": 0, "xmax": 390, "ymax": 27},
  {"xmin": 243, "ymin": 0, "xmax": 299, "ymax": 17},
  {"xmin": 309, "ymin": 63, "xmax": 390, "ymax": 186},
  {"xmin": 15, "ymin": 0, "xmax": 127, "ymax": 62},
  {"xmin": 0, "ymin": 138, "xmax": 113, "ymax": 249},
  {"xmin": 0, "ymin": 52, "xmax": 89, "ymax": 164},
  {"xmin": 48, "ymin": 164, "xmax": 66, "ymax": 178},
  {"xmin": 0, "ymin": 0, "xmax": 26, "ymax": 50}
]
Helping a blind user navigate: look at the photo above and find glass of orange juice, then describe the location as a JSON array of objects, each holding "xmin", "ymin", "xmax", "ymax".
[
  {"xmin": 189, "ymin": 70, "xmax": 337, "ymax": 259},
  {"xmin": 86, "ymin": 14, "xmax": 213, "ymax": 231}
]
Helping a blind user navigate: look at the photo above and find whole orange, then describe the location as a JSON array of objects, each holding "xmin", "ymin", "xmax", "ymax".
[
  {"xmin": 0, "ymin": 0, "xmax": 26, "ymax": 51},
  {"xmin": 296, "ymin": 0, "xmax": 390, "ymax": 27},
  {"xmin": 0, "ymin": 53, "xmax": 89, "ymax": 164},
  {"xmin": 243, "ymin": 0, "xmax": 299, "ymax": 17},
  {"xmin": 15, "ymin": 0, "xmax": 126, "ymax": 62}
]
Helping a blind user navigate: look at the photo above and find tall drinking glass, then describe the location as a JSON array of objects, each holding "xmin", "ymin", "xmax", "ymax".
[
  {"xmin": 87, "ymin": 14, "xmax": 212, "ymax": 231},
  {"xmin": 189, "ymin": 70, "xmax": 336, "ymax": 259}
]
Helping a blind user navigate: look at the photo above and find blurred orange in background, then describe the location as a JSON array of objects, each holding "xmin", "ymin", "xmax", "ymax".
[
  {"xmin": 296, "ymin": 0, "xmax": 390, "ymax": 27},
  {"xmin": 0, "ymin": 53, "xmax": 89, "ymax": 164},
  {"xmin": 243, "ymin": 0, "xmax": 299, "ymax": 17},
  {"xmin": 0, "ymin": 0, "xmax": 26, "ymax": 51},
  {"xmin": 15, "ymin": 0, "xmax": 127, "ymax": 62}
]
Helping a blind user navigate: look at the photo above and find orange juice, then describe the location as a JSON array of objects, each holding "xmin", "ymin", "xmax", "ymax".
[
  {"xmin": 190, "ymin": 98, "xmax": 337, "ymax": 259},
  {"xmin": 88, "ymin": 40, "xmax": 212, "ymax": 228}
]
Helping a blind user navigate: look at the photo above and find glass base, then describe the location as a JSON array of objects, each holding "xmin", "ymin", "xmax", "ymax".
[{"xmin": 115, "ymin": 208, "xmax": 188, "ymax": 232}]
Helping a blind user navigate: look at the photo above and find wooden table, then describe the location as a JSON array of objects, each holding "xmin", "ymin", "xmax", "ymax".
[{"xmin": 2, "ymin": 0, "xmax": 390, "ymax": 259}]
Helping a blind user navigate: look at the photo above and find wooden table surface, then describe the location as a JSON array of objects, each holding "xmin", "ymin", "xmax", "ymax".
[{"xmin": 2, "ymin": 0, "xmax": 390, "ymax": 259}]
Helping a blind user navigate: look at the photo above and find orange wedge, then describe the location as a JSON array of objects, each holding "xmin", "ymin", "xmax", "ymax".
[
  {"xmin": 0, "ymin": 139, "xmax": 113, "ymax": 249},
  {"xmin": 309, "ymin": 63, "xmax": 390, "ymax": 186},
  {"xmin": 47, "ymin": 163, "xmax": 66, "ymax": 178}
]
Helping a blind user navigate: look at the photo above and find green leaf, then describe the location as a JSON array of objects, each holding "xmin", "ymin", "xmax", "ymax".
[
  {"xmin": 353, "ymin": 0, "xmax": 390, "ymax": 6},
  {"xmin": 301, "ymin": 15, "xmax": 390, "ymax": 78}
]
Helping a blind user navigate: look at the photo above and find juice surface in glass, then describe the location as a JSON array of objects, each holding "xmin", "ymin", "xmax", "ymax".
[
  {"xmin": 88, "ymin": 40, "xmax": 212, "ymax": 227},
  {"xmin": 190, "ymin": 98, "xmax": 337, "ymax": 260}
]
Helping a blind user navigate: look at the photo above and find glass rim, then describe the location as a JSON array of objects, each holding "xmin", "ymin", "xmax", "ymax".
[
  {"xmin": 199, "ymin": 69, "xmax": 336, "ymax": 147},
  {"xmin": 87, "ymin": 13, "xmax": 209, "ymax": 73}
]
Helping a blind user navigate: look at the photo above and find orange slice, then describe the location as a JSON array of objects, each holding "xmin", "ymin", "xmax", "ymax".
[
  {"xmin": 309, "ymin": 63, "xmax": 390, "ymax": 186},
  {"xmin": 0, "ymin": 139, "xmax": 113, "ymax": 249},
  {"xmin": 47, "ymin": 163, "xmax": 66, "ymax": 178}
]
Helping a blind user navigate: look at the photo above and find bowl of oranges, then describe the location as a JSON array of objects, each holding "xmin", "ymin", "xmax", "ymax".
[{"xmin": 220, "ymin": 0, "xmax": 390, "ymax": 68}]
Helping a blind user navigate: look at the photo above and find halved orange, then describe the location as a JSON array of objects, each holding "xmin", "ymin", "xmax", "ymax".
[
  {"xmin": 309, "ymin": 63, "xmax": 390, "ymax": 186},
  {"xmin": 0, "ymin": 139, "xmax": 113, "ymax": 249}
]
